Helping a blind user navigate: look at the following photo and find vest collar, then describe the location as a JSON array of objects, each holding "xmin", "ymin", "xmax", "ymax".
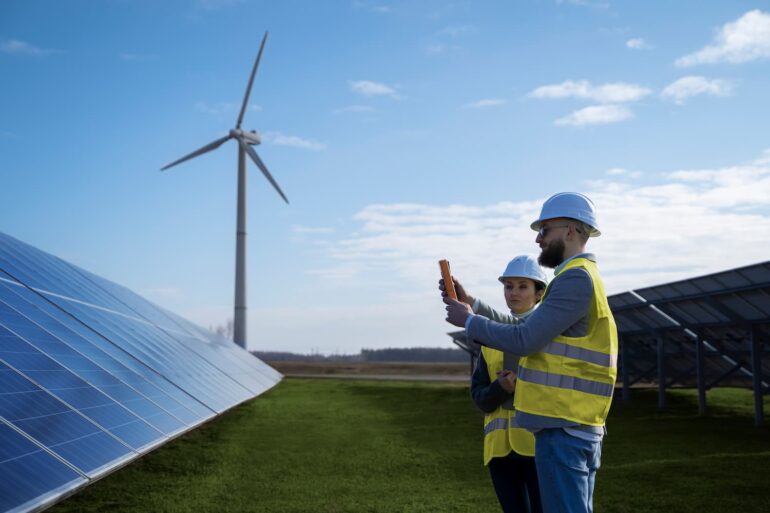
[{"xmin": 554, "ymin": 252, "xmax": 596, "ymax": 276}]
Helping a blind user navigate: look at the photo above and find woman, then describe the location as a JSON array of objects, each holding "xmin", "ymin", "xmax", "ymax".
[{"xmin": 469, "ymin": 255, "xmax": 547, "ymax": 513}]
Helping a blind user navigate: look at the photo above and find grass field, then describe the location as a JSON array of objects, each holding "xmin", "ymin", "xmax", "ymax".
[{"xmin": 50, "ymin": 379, "xmax": 770, "ymax": 513}]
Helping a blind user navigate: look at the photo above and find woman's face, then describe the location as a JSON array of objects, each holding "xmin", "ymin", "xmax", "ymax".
[{"xmin": 502, "ymin": 277, "xmax": 542, "ymax": 314}]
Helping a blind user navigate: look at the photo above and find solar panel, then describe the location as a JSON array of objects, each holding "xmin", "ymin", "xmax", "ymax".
[
  {"xmin": 0, "ymin": 231, "xmax": 282, "ymax": 512},
  {"xmin": 610, "ymin": 260, "xmax": 770, "ymax": 424}
]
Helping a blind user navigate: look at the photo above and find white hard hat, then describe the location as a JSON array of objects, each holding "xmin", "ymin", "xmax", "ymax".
[
  {"xmin": 530, "ymin": 192, "xmax": 601, "ymax": 237},
  {"xmin": 498, "ymin": 255, "xmax": 549, "ymax": 288}
]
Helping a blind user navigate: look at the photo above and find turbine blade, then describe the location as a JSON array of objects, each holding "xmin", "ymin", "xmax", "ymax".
[
  {"xmin": 236, "ymin": 31, "xmax": 268, "ymax": 130},
  {"xmin": 237, "ymin": 137, "xmax": 289, "ymax": 204},
  {"xmin": 161, "ymin": 135, "xmax": 231, "ymax": 171}
]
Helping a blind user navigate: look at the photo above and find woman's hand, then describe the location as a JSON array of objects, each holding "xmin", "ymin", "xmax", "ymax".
[{"xmin": 497, "ymin": 370, "xmax": 517, "ymax": 394}]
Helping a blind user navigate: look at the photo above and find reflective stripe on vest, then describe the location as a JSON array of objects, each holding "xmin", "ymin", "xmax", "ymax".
[
  {"xmin": 482, "ymin": 415, "xmax": 523, "ymax": 436},
  {"xmin": 481, "ymin": 346, "xmax": 535, "ymax": 464},
  {"xmin": 537, "ymin": 340, "xmax": 617, "ymax": 368},
  {"xmin": 518, "ymin": 367, "xmax": 614, "ymax": 397},
  {"xmin": 514, "ymin": 257, "xmax": 618, "ymax": 427},
  {"xmin": 483, "ymin": 417, "xmax": 508, "ymax": 435}
]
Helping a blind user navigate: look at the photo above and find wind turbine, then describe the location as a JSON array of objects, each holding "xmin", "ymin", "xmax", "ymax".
[{"xmin": 161, "ymin": 31, "xmax": 288, "ymax": 350}]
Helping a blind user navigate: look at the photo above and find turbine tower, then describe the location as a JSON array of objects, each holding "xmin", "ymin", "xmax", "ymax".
[{"xmin": 161, "ymin": 32, "xmax": 287, "ymax": 349}]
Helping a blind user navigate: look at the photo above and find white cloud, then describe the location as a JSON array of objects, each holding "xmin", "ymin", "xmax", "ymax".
[
  {"xmin": 661, "ymin": 76, "xmax": 733, "ymax": 105},
  {"xmin": 349, "ymin": 80, "xmax": 401, "ymax": 99},
  {"xmin": 529, "ymin": 80, "xmax": 652, "ymax": 103},
  {"xmin": 555, "ymin": 105, "xmax": 633, "ymax": 126},
  {"xmin": 676, "ymin": 10, "xmax": 770, "ymax": 67},
  {"xmin": 247, "ymin": 149, "xmax": 770, "ymax": 353},
  {"xmin": 464, "ymin": 98, "xmax": 508, "ymax": 109},
  {"xmin": 262, "ymin": 132, "xmax": 326, "ymax": 151},
  {"xmin": 308, "ymin": 147, "xmax": 770, "ymax": 298},
  {"xmin": 626, "ymin": 38, "xmax": 652, "ymax": 50},
  {"xmin": 1, "ymin": 39, "xmax": 52, "ymax": 56}
]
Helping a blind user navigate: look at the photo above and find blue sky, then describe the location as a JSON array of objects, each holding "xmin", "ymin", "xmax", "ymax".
[{"xmin": 2, "ymin": 0, "xmax": 770, "ymax": 354}]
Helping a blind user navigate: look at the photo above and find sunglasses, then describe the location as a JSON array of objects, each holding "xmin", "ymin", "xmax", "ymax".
[{"xmin": 538, "ymin": 224, "xmax": 581, "ymax": 237}]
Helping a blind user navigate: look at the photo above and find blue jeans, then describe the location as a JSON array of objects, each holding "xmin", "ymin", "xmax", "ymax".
[{"xmin": 534, "ymin": 428, "xmax": 602, "ymax": 513}]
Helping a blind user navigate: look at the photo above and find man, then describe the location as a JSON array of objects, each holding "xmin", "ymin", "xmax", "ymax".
[{"xmin": 443, "ymin": 192, "xmax": 617, "ymax": 513}]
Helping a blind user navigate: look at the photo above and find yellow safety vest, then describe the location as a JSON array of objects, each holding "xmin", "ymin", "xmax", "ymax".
[
  {"xmin": 481, "ymin": 345, "xmax": 535, "ymax": 465},
  {"xmin": 514, "ymin": 257, "xmax": 618, "ymax": 426}
]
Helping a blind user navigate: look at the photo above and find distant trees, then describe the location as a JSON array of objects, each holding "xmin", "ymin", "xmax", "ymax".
[
  {"xmin": 252, "ymin": 347, "xmax": 466, "ymax": 363},
  {"xmin": 361, "ymin": 347, "xmax": 467, "ymax": 362},
  {"xmin": 209, "ymin": 319, "xmax": 234, "ymax": 341}
]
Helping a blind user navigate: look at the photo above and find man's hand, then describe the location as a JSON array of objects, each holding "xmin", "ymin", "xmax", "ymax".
[
  {"xmin": 438, "ymin": 277, "xmax": 474, "ymax": 306},
  {"xmin": 443, "ymin": 296, "xmax": 473, "ymax": 327},
  {"xmin": 497, "ymin": 370, "xmax": 517, "ymax": 394}
]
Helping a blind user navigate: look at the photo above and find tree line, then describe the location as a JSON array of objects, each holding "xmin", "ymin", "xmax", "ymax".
[{"xmin": 252, "ymin": 346, "xmax": 467, "ymax": 363}]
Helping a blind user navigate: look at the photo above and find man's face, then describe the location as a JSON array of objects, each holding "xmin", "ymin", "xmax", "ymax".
[{"xmin": 535, "ymin": 219, "xmax": 569, "ymax": 268}]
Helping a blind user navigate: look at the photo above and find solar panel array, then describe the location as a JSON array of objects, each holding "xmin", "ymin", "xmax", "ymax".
[
  {"xmin": 0, "ymin": 231, "xmax": 282, "ymax": 513},
  {"xmin": 611, "ymin": 263, "xmax": 770, "ymax": 385}
]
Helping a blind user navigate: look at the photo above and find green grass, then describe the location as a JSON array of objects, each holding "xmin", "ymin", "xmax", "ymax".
[{"xmin": 50, "ymin": 380, "xmax": 770, "ymax": 513}]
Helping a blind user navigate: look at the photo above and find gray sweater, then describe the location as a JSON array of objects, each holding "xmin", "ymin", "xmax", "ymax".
[{"xmin": 465, "ymin": 253, "xmax": 605, "ymax": 438}]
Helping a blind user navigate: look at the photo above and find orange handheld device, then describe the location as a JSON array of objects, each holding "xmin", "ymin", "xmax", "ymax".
[{"xmin": 438, "ymin": 259, "xmax": 457, "ymax": 300}]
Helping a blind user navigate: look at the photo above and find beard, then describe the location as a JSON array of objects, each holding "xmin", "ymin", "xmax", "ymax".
[{"xmin": 538, "ymin": 238, "xmax": 565, "ymax": 268}]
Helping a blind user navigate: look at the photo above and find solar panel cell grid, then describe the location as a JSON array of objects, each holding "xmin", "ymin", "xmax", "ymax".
[
  {"xmin": 740, "ymin": 264, "xmax": 770, "ymax": 283},
  {"xmin": 715, "ymin": 293, "xmax": 769, "ymax": 321},
  {"xmin": 661, "ymin": 300, "xmax": 730, "ymax": 325},
  {"xmin": 0, "ymin": 421, "xmax": 85, "ymax": 513},
  {"xmin": 0, "ymin": 361, "xmax": 134, "ymax": 476},
  {"xmin": 712, "ymin": 270, "xmax": 752, "ymax": 289},
  {"xmin": 73, "ymin": 270, "xmax": 282, "ymax": 393},
  {"xmin": 0, "ymin": 278, "xmax": 211, "ymax": 427},
  {"xmin": 0, "ymin": 301, "xmax": 178, "ymax": 440},
  {"xmin": 43, "ymin": 298, "xmax": 246, "ymax": 413},
  {"xmin": 670, "ymin": 280, "xmax": 703, "ymax": 296}
]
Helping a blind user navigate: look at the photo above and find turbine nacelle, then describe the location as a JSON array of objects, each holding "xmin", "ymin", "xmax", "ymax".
[{"xmin": 231, "ymin": 129, "xmax": 261, "ymax": 146}]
